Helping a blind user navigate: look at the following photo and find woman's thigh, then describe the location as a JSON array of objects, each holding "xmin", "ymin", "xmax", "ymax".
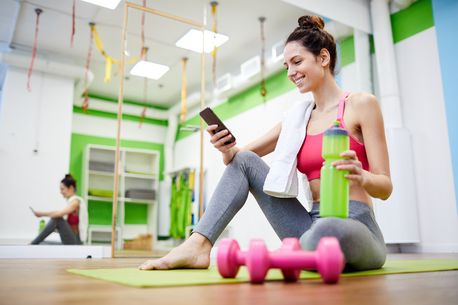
[{"xmin": 234, "ymin": 151, "xmax": 314, "ymax": 239}]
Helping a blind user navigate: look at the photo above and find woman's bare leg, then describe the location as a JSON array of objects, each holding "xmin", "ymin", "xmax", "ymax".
[
  {"xmin": 139, "ymin": 151, "xmax": 311, "ymax": 270},
  {"xmin": 139, "ymin": 233, "xmax": 212, "ymax": 270}
]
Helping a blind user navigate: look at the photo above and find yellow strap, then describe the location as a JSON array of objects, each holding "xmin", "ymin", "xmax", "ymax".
[
  {"xmin": 189, "ymin": 169, "xmax": 195, "ymax": 189},
  {"xmin": 91, "ymin": 24, "xmax": 140, "ymax": 82},
  {"xmin": 180, "ymin": 58, "xmax": 188, "ymax": 124},
  {"xmin": 211, "ymin": 1, "xmax": 218, "ymax": 86},
  {"xmin": 92, "ymin": 25, "xmax": 106, "ymax": 57},
  {"xmin": 104, "ymin": 56, "xmax": 112, "ymax": 83},
  {"xmin": 211, "ymin": 2, "xmax": 218, "ymax": 55}
]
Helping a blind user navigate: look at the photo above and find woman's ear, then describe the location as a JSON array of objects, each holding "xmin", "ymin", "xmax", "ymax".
[{"xmin": 319, "ymin": 48, "xmax": 331, "ymax": 68}]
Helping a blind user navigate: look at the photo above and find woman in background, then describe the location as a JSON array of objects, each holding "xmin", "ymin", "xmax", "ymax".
[{"xmin": 31, "ymin": 174, "xmax": 87, "ymax": 245}]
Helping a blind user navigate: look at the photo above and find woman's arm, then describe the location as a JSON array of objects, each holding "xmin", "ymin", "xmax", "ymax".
[
  {"xmin": 240, "ymin": 122, "xmax": 282, "ymax": 157},
  {"xmin": 334, "ymin": 93, "xmax": 393, "ymax": 200},
  {"xmin": 34, "ymin": 199, "xmax": 80, "ymax": 218},
  {"xmin": 208, "ymin": 122, "xmax": 282, "ymax": 165}
]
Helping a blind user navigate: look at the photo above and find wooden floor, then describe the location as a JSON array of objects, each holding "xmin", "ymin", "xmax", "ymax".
[{"xmin": 0, "ymin": 254, "xmax": 457, "ymax": 305}]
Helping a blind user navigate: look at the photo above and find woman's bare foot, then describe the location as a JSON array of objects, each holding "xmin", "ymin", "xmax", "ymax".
[{"xmin": 139, "ymin": 233, "xmax": 212, "ymax": 270}]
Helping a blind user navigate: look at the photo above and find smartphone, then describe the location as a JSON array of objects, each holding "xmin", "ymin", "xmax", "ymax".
[{"xmin": 199, "ymin": 107, "xmax": 236, "ymax": 145}]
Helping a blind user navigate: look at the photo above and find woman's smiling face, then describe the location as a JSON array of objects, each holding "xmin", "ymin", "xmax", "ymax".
[{"xmin": 283, "ymin": 41, "xmax": 326, "ymax": 93}]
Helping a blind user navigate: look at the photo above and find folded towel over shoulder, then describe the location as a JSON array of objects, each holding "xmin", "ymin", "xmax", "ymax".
[{"xmin": 263, "ymin": 98, "xmax": 315, "ymax": 208}]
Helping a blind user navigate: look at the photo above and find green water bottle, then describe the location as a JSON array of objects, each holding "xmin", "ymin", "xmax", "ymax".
[
  {"xmin": 39, "ymin": 219, "xmax": 45, "ymax": 233},
  {"xmin": 320, "ymin": 120, "xmax": 349, "ymax": 218}
]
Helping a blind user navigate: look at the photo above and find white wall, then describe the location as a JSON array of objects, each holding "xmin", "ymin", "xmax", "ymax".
[
  {"xmin": 0, "ymin": 67, "xmax": 74, "ymax": 241},
  {"xmin": 339, "ymin": 62, "xmax": 359, "ymax": 92},
  {"xmin": 72, "ymin": 112, "xmax": 167, "ymax": 144},
  {"xmin": 394, "ymin": 28, "xmax": 458, "ymax": 252}
]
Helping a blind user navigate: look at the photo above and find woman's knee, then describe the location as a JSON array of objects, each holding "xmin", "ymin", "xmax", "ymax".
[
  {"xmin": 233, "ymin": 151, "xmax": 270, "ymax": 181},
  {"xmin": 233, "ymin": 151, "xmax": 259, "ymax": 164},
  {"xmin": 299, "ymin": 218, "xmax": 353, "ymax": 250},
  {"xmin": 229, "ymin": 151, "xmax": 262, "ymax": 170},
  {"xmin": 52, "ymin": 217, "xmax": 66, "ymax": 225},
  {"xmin": 46, "ymin": 218, "xmax": 60, "ymax": 226},
  {"xmin": 300, "ymin": 218, "xmax": 386, "ymax": 270}
]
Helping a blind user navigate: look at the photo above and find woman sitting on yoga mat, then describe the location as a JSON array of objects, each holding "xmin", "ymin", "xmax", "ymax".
[
  {"xmin": 140, "ymin": 15, "xmax": 392, "ymax": 271},
  {"xmin": 30, "ymin": 174, "xmax": 87, "ymax": 245}
]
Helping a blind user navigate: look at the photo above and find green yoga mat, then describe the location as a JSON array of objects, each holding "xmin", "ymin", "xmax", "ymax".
[{"xmin": 67, "ymin": 259, "xmax": 458, "ymax": 288}]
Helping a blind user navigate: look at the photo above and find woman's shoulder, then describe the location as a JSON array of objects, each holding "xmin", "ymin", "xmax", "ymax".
[
  {"xmin": 347, "ymin": 92, "xmax": 377, "ymax": 105},
  {"xmin": 68, "ymin": 195, "xmax": 84, "ymax": 205},
  {"xmin": 347, "ymin": 92, "xmax": 379, "ymax": 114}
]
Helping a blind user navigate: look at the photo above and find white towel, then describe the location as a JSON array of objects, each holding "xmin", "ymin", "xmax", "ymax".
[{"xmin": 263, "ymin": 99, "xmax": 315, "ymax": 207}]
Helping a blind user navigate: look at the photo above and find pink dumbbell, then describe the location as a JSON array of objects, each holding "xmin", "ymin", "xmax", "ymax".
[{"xmin": 217, "ymin": 237, "xmax": 344, "ymax": 284}]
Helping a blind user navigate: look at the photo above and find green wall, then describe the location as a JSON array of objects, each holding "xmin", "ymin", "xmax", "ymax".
[
  {"xmin": 176, "ymin": 69, "xmax": 295, "ymax": 141},
  {"xmin": 339, "ymin": 0, "xmax": 433, "ymax": 68},
  {"xmin": 86, "ymin": 92, "xmax": 170, "ymax": 110},
  {"xmin": 69, "ymin": 133, "xmax": 164, "ymax": 225},
  {"xmin": 391, "ymin": 0, "xmax": 434, "ymax": 43},
  {"xmin": 73, "ymin": 106, "xmax": 168, "ymax": 127}
]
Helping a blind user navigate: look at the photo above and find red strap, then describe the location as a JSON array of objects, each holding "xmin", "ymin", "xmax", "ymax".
[
  {"xmin": 337, "ymin": 92, "xmax": 350, "ymax": 125},
  {"xmin": 141, "ymin": 0, "xmax": 146, "ymax": 51},
  {"xmin": 71, "ymin": 0, "xmax": 76, "ymax": 48},
  {"xmin": 27, "ymin": 9, "xmax": 42, "ymax": 92},
  {"xmin": 82, "ymin": 23, "xmax": 94, "ymax": 112}
]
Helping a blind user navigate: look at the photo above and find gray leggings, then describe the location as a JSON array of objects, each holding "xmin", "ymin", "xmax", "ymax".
[
  {"xmin": 31, "ymin": 217, "xmax": 81, "ymax": 245},
  {"xmin": 194, "ymin": 151, "xmax": 387, "ymax": 271}
]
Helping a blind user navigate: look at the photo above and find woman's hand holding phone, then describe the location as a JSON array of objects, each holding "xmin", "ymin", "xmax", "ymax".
[
  {"xmin": 207, "ymin": 125, "xmax": 239, "ymax": 165},
  {"xmin": 30, "ymin": 206, "xmax": 41, "ymax": 217},
  {"xmin": 200, "ymin": 107, "xmax": 239, "ymax": 165}
]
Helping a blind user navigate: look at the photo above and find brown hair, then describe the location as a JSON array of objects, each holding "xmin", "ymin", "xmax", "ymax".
[
  {"xmin": 286, "ymin": 16, "xmax": 337, "ymax": 75},
  {"xmin": 61, "ymin": 174, "xmax": 77, "ymax": 190}
]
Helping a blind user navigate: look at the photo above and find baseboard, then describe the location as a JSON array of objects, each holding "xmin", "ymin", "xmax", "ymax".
[
  {"xmin": 0, "ymin": 245, "xmax": 112, "ymax": 258},
  {"xmin": 154, "ymin": 239, "xmax": 183, "ymax": 252},
  {"xmin": 0, "ymin": 233, "xmax": 61, "ymax": 245},
  {"xmin": 399, "ymin": 243, "xmax": 458, "ymax": 253}
]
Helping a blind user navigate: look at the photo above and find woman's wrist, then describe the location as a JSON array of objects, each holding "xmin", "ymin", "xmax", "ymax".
[
  {"xmin": 361, "ymin": 171, "xmax": 392, "ymax": 200},
  {"xmin": 35, "ymin": 211, "xmax": 46, "ymax": 217},
  {"xmin": 223, "ymin": 147, "xmax": 239, "ymax": 165}
]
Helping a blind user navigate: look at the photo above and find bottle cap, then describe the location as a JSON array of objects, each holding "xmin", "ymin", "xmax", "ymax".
[{"xmin": 324, "ymin": 120, "xmax": 348, "ymax": 136}]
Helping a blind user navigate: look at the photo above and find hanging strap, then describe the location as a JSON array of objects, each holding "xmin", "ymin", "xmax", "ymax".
[{"xmin": 337, "ymin": 91, "xmax": 350, "ymax": 125}]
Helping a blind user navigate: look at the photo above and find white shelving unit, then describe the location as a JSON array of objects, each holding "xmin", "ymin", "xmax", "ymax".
[{"xmin": 82, "ymin": 144, "xmax": 160, "ymax": 250}]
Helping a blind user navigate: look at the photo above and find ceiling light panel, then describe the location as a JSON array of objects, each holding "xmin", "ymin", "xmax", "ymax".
[
  {"xmin": 80, "ymin": 0, "xmax": 122, "ymax": 10},
  {"xmin": 175, "ymin": 29, "xmax": 229, "ymax": 54},
  {"xmin": 130, "ymin": 60, "xmax": 170, "ymax": 80}
]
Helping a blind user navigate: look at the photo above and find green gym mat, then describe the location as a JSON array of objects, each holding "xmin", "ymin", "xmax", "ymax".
[{"xmin": 67, "ymin": 259, "xmax": 458, "ymax": 288}]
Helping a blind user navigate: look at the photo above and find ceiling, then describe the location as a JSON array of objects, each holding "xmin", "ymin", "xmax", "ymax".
[{"xmin": 2, "ymin": 0, "xmax": 316, "ymax": 108}]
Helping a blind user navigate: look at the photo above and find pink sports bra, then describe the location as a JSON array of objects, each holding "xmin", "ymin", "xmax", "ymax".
[{"xmin": 297, "ymin": 92, "xmax": 370, "ymax": 181}]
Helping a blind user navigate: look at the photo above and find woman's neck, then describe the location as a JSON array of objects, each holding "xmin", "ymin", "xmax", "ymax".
[
  {"xmin": 311, "ymin": 75, "xmax": 343, "ymax": 112},
  {"xmin": 65, "ymin": 193, "xmax": 75, "ymax": 199}
]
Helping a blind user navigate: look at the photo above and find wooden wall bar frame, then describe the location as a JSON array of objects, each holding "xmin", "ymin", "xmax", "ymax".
[{"xmin": 112, "ymin": 1, "xmax": 206, "ymax": 258}]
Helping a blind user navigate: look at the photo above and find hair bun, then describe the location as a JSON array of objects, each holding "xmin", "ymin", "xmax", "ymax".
[{"xmin": 298, "ymin": 15, "xmax": 325, "ymax": 30}]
